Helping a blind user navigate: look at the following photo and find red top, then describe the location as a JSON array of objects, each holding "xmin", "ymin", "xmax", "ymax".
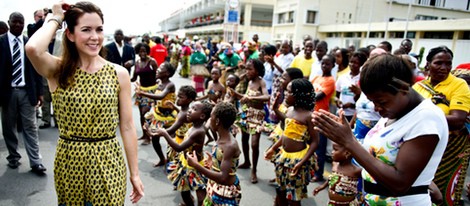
[{"xmin": 149, "ymin": 44, "xmax": 168, "ymax": 66}]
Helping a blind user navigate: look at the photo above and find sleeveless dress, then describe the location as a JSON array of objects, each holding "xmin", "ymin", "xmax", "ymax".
[
  {"xmin": 204, "ymin": 144, "xmax": 242, "ymax": 206},
  {"xmin": 52, "ymin": 64, "xmax": 126, "ymax": 205}
]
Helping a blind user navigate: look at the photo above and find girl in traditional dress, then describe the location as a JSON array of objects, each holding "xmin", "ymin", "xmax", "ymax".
[
  {"xmin": 265, "ymin": 78, "xmax": 318, "ymax": 206},
  {"xmin": 230, "ymin": 59, "xmax": 270, "ymax": 184},
  {"xmin": 187, "ymin": 102, "xmax": 242, "ymax": 205},
  {"xmin": 150, "ymin": 101, "xmax": 213, "ymax": 206},
  {"xmin": 313, "ymin": 142, "xmax": 361, "ymax": 205}
]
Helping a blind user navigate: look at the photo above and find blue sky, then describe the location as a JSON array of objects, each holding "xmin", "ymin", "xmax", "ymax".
[{"xmin": 0, "ymin": 0, "xmax": 183, "ymax": 35}]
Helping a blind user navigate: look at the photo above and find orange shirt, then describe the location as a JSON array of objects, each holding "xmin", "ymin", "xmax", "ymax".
[{"xmin": 311, "ymin": 76, "xmax": 336, "ymax": 111}]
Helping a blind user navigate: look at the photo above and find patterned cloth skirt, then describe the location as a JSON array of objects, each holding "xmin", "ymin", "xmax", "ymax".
[
  {"xmin": 274, "ymin": 145, "xmax": 316, "ymax": 201},
  {"xmin": 266, "ymin": 125, "xmax": 283, "ymax": 163},
  {"xmin": 167, "ymin": 153, "xmax": 206, "ymax": 191},
  {"xmin": 203, "ymin": 176, "xmax": 242, "ymax": 206},
  {"xmin": 135, "ymin": 84, "xmax": 158, "ymax": 107},
  {"xmin": 167, "ymin": 135, "xmax": 184, "ymax": 162},
  {"xmin": 237, "ymin": 105, "xmax": 265, "ymax": 135},
  {"xmin": 434, "ymin": 127, "xmax": 470, "ymax": 206}
]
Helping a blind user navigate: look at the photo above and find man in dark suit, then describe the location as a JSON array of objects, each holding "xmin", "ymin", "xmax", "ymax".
[
  {"xmin": 105, "ymin": 29, "xmax": 135, "ymax": 73},
  {"xmin": 0, "ymin": 12, "xmax": 46, "ymax": 174}
]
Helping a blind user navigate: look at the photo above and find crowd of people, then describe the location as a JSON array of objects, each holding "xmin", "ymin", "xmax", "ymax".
[{"xmin": 1, "ymin": 1, "xmax": 470, "ymax": 205}]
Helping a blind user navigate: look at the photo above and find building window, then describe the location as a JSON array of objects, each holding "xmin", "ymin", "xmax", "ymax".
[
  {"xmin": 406, "ymin": 32, "xmax": 416, "ymax": 39},
  {"xmin": 327, "ymin": 33, "xmax": 340, "ymax": 38},
  {"xmin": 344, "ymin": 32, "xmax": 361, "ymax": 38},
  {"xmin": 462, "ymin": 31, "xmax": 470, "ymax": 39},
  {"xmin": 415, "ymin": 14, "xmax": 438, "ymax": 20},
  {"xmin": 277, "ymin": 11, "xmax": 294, "ymax": 24},
  {"xmin": 306, "ymin": 10, "xmax": 317, "ymax": 24},
  {"xmin": 423, "ymin": 31, "xmax": 454, "ymax": 39},
  {"xmin": 369, "ymin": 32, "xmax": 384, "ymax": 38},
  {"xmin": 389, "ymin": 32, "xmax": 404, "ymax": 38}
]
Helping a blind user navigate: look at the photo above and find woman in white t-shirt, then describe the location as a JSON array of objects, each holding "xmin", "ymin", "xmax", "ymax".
[{"xmin": 313, "ymin": 54, "xmax": 448, "ymax": 205}]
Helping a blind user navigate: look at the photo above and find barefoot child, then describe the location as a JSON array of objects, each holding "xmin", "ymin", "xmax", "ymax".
[
  {"xmin": 267, "ymin": 68, "xmax": 304, "ymax": 181},
  {"xmin": 313, "ymin": 142, "xmax": 361, "ymax": 205},
  {"xmin": 150, "ymin": 101, "xmax": 213, "ymax": 206},
  {"xmin": 187, "ymin": 102, "xmax": 242, "ymax": 205},
  {"xmin": 163, "ymin": 86, "xmax": 197, "ymax": 164},
  {"xmin": 231, "ymin": 59, "xmax": 270, "ymax": 184},
  {"xmin": 265, "ymin": 78, "xmax": 319, "ymax": 206},
  {"xmin": 137, "ymin": 62, "xmax": 176, "ymax": 165}
]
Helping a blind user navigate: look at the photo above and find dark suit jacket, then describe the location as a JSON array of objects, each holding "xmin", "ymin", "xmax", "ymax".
[
  {"xmin": 105, "ymin": 42, "xmax": 135, "ymax": 72},
  {"xmin": 0, "ymin": 33, "xmax": 43, "ymax": 107}
]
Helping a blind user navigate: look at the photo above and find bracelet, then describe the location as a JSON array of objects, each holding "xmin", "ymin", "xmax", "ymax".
[{"xmin": 47, "ymin": 17, "xmax": 63, "ymax": 29}]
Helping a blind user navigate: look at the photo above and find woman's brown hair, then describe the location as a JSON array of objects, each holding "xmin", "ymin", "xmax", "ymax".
[{"xmin": 58, "ymin": 1, "xmax": 104, "ymax": 88}]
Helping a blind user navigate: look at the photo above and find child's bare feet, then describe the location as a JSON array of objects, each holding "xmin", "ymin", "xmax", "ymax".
[
  {"xmin": 251, "ymin": 172, "xmax": 258, "ymax": 184},
  {"xmin": 141, "ymin": 139, "xmax": 151, "ymax": 145},
  {"xmin": 153, "ymin": 159, "xmax": 167, "ymax": 167},
  {"xmin": 238, "ymin": 162, "xmax": 251, "ymax": 169}
]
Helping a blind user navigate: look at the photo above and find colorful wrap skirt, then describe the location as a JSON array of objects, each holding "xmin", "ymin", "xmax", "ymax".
[
  {"xmin": 180, "ymin": 56, "xmax": 190, "ymax": 78},
  {"xmin": 167, "ymin": 135, "xmax": 184, "ymax": 162},
  {"xmin": 145, "ymin": 107, "xmax": 177, "ymax": 129},
  {"xmin": 434, "ymin": 127, "xmax": 470, "ymax": 206},
  {"xmin": 167, "ymin": 153, "xmax": 206, "ymax": 191},
  {"xmin": 135, "ymin": 84, "xmax": 158, "ymax": 107},
  {"xmin": 203, "ymin": 176, "xmax": 242, "ymax": 206},
  {"xmin": 237, "ymin": 105, "xmax": 265, "ymax": 135},
  {"xmin": 267, "ymin": 125, "xmax": 283, "ymax": 163},
  {"xmin": 274, "ymin": 145, "xmax": 316, "ymax": 201}
]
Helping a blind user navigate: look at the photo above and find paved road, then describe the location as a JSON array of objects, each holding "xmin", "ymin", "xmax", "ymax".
[
  {"xmin": 0, "ymin": 74, "xmax": 331, "ymax": 206},
  {"xmin": 0, "ymin": 73, "xmax": 469, "ymax": 206}
]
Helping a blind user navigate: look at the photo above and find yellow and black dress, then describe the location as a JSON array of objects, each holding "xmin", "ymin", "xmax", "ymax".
[
  {"xmin": 204, "ymin": 144, "xmax": 242, "ymax": 206},
  {"xmin": 274, "ymin": 118, "xmax": 316, "ymax": 201},
  {"xmin": 52, "ymin": 64, "xmax": 126, "ymax": 205},
  {"xmin": 166, "ymin": 132, "xmax": 207, "ymax": 191}
]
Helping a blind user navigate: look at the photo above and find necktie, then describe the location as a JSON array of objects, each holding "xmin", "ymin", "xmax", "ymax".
[{"xmin": 12, "ymin": 37, "xmax": 23, "ymax": 86}]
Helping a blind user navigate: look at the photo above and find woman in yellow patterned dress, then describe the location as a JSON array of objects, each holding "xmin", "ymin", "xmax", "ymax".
[{"xmin": 25, "ymin": 1, "xmax": 144, "ymax": 205}]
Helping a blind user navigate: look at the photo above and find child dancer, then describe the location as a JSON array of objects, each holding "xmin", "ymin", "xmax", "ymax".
[
  {"xmin": 163, "ymin": 86, "xmax": 197, "ymax": 164},
  {"xmin": 265, "ymin": 78, "xmax": 319, "ymax": 206},
  {"xmin": 150, "ymin": 101, "xmax": 213, "ymax": 206},
  {"xmin": 196, "ymin": 67, "xmax": 225, "ymax": 105},
  {"xmin": 187, "ymin": 102, "xmax": 242, "ymax": 206},
  {"xmin": 267, "ymin": 68, "xmax": 304, "ymax": 181},
  {"xmin": 224, "ymin": 73, "xmax": 241, "ymax": 105},
  {"xmin": 137, "ymin": 62, "xmax": 176, "ymax": 165},
  {"xmin": 230, "ymin": 59, "xmax": 270, "ymax": 184},
  {"xmin": 313, "ymin": 142, "xmax": 361, "ymax": 205}
]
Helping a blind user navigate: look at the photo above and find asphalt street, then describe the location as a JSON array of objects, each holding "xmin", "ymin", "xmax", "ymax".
[{"xmin": 0, "ymin": 73, "xmax": 469, "ymax": 206}]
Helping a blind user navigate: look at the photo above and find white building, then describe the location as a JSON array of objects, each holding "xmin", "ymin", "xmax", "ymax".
[
  {"xmin": 158, "ymin": 0, "xmax": 274, "ymax": 43},
  {"xmin": 272, "ymin": 0, "xmax": 470, "ymax": 66}
]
